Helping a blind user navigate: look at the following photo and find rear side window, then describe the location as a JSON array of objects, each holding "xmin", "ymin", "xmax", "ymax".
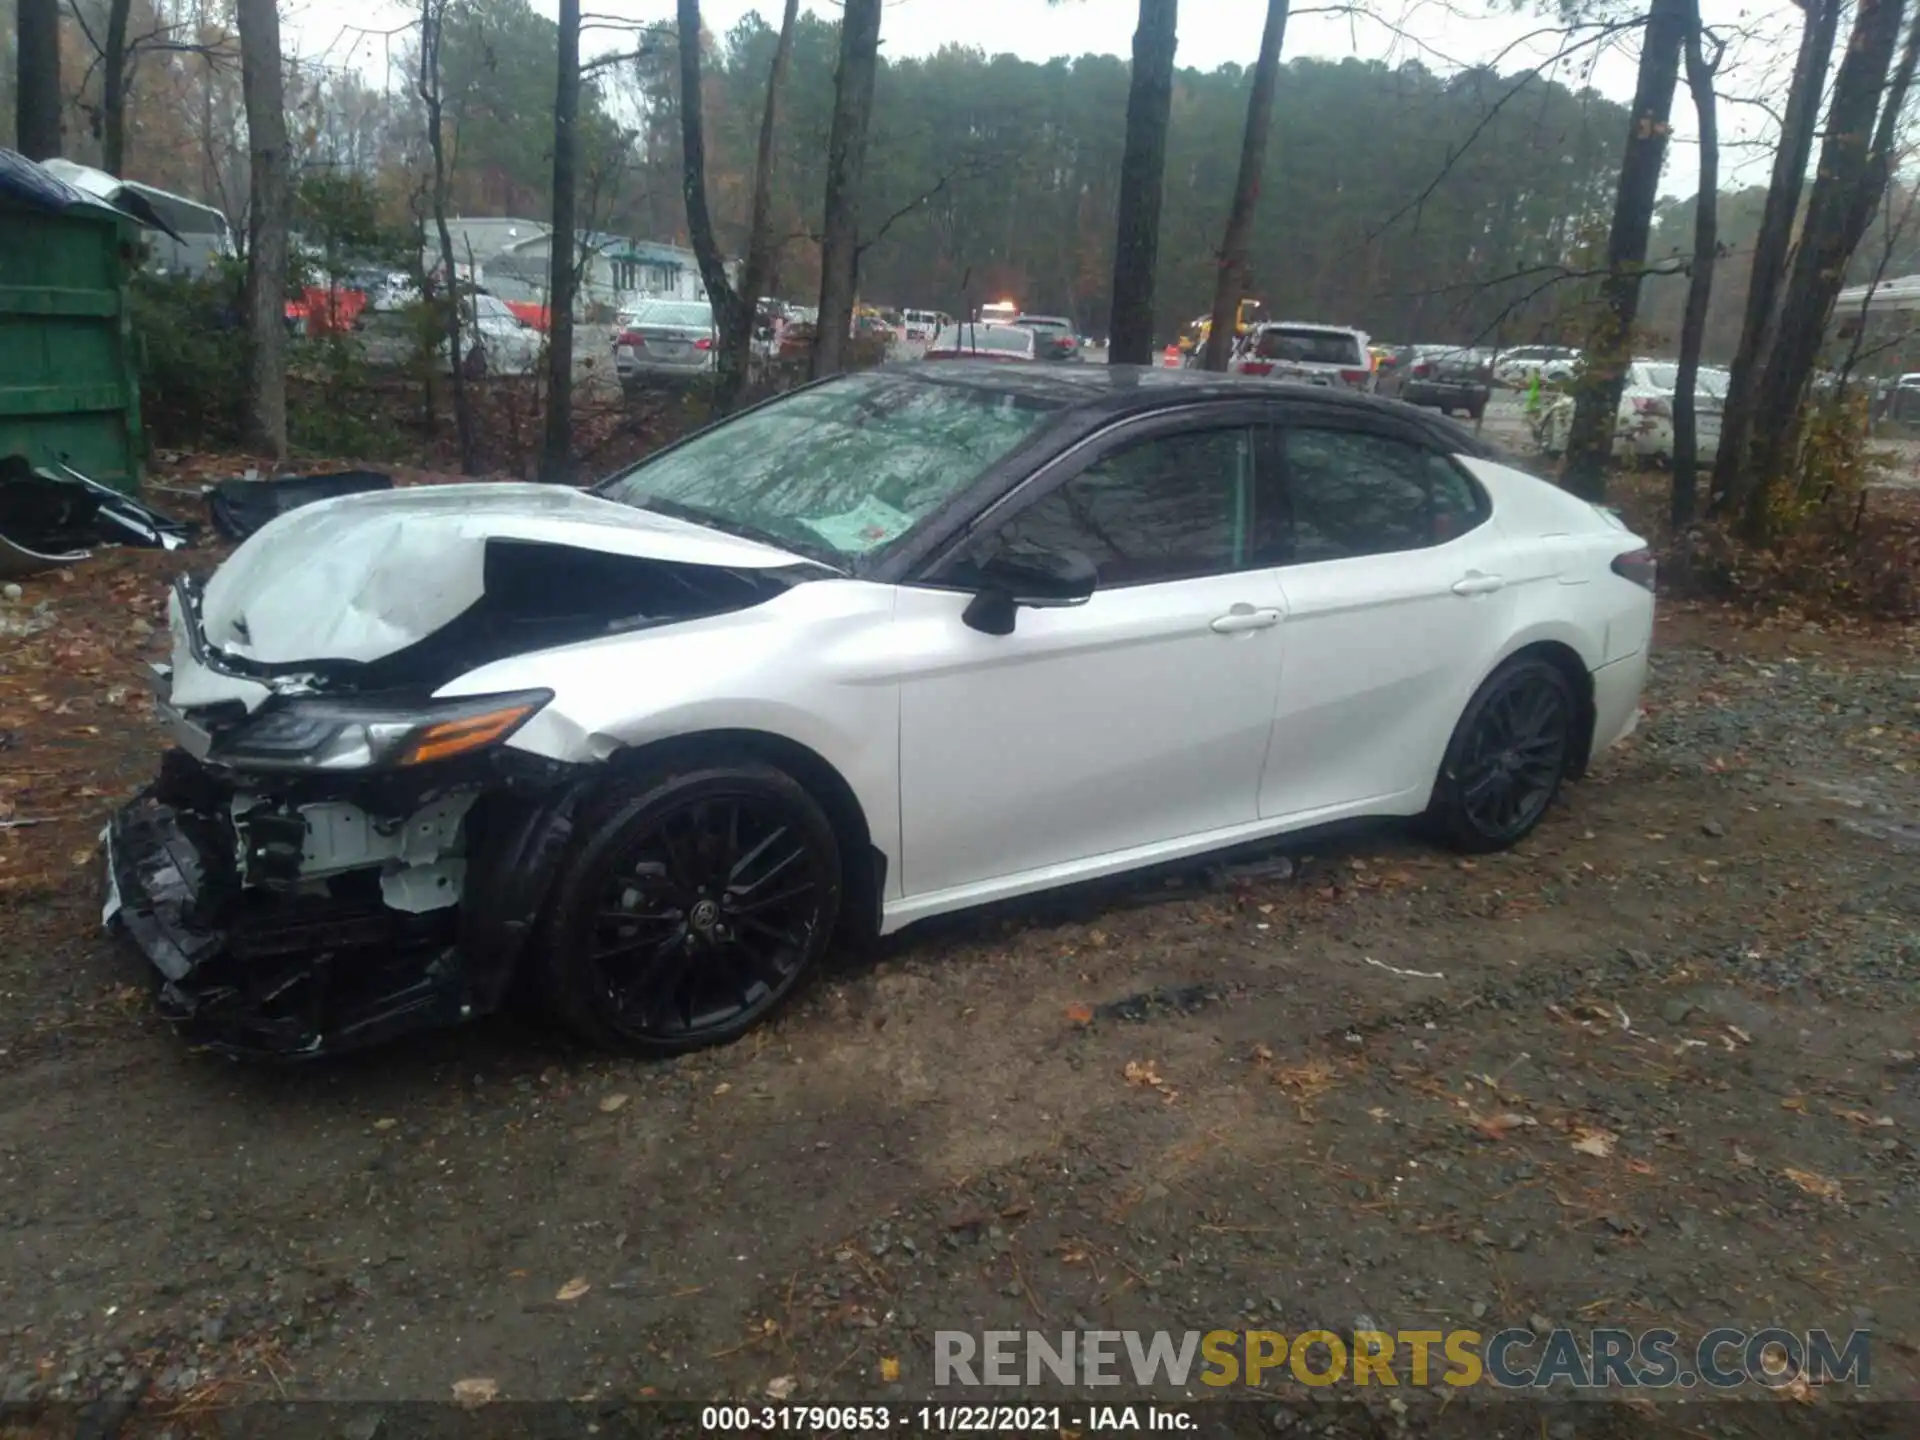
[
  {"xmin": 1255, "ymin": 328, "xmax": 1364, "ymax": 365},
  {"xmin": 978, "ymin": 427, "xmax": 1266, "ymax": 587},
  {"xmin": 1280, "ymin": 427, "xmax": 1485, "ymax": 561},
  {"xmin": 931, "ymin": 325, "xmax": 1031, "ymax": 355}
]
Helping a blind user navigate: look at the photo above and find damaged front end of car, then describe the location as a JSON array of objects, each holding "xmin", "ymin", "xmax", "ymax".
[
  {"xmin": 104, "ymin": 501, "xmax": 817, "ymax": 1058},
  {"xmin": 103, "ymin": 580, "xmax": 591, "ymax": 1057}
]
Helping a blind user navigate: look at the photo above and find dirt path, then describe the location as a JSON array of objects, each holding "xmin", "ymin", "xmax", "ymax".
[{"xmin": 2, "ymin": 563, "xmax": 1917, "ymax": 1420}]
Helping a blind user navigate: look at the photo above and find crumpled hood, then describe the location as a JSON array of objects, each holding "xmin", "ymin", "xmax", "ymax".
[{"xmin": 199, "ymin": 482, "xmax": 806, "ymax": 665}]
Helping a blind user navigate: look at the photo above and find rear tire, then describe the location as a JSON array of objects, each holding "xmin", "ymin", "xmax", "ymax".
[
  {"xmin": 538, "ymin": 762, "xmax": 842, "ymax": 1055},
  {"xmin": 1425, "ymin": 656, "xmax": 1575, "ymax": 853}
]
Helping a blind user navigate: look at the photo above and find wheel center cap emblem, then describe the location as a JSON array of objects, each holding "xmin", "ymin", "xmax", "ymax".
[{"xmin": 690, "ymin": 899, "xmax": 720, "ymax": 931}]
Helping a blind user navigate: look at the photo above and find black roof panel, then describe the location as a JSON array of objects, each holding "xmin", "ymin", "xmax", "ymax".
[{"xmin": 881, "ymin": 360, "xmax": 1502, "ymax": 459}]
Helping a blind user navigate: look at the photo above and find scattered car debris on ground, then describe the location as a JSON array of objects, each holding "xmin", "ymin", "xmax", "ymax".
[
  {"xmin": 205, "ymin": 469, "xmax": 395, "ymax": 541},
  {"xmin": 0, "ymin": 455, "xmax": 196, "ymax": 578}
]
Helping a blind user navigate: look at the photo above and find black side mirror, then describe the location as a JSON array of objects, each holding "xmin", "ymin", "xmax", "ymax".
[{"xmin": 960, "ymin": 548, "xmax": 1097, "ymax": 635}]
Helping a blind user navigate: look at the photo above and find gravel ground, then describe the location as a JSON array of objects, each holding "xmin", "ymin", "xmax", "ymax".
[{"xmin": 1, "ymin": 531, "xmax": 1918, "ymax": 1430}]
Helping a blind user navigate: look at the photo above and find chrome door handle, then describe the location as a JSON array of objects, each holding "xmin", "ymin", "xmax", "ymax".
[
  {"xmin": 1451, "ymin": 572, "xmax": 1506, "ymax": 596},
  {"xmin": 1210, "ymin": 605, "xmax": 1282, "ymax": 634}
]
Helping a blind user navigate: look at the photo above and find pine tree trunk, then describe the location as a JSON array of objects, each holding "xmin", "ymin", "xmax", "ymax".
[
  {"xmin": 1560, "ymin": 0, "xmax": 1688, "ymax": 502},
  {"xmin": 1108, "ymin": 0, "xmax": 1178, "ymax": 367},
  {"xmin": 103, "ymin": 0, "xmax": 132, "ymax": 173},
  {"xmin": 236, "ymin": 0, "xmax": 289, "ymax": 461},
  {"xmin": 679, "ymin": 0, "xmax": 798, "ymax": 414},
  {"xmin": 1738, "ymin": 0, "xmax": 1920, "ymax": 542},
  {"xmin": 539, "ymin": 0, "xmax": 581, "ymax": 482},
  {"xmin": 15, "ymin": 0, "xmax": 62, "ymax": 160},
  {"xmin": 420, "ymin": 0, "xmax": 477, "ymax": 473},
  {"xmin": 1202, "ymin": 0, "xmax": 1286, "ymax": 373},
  {"xmin": 811, "ymin": 0, "xmax": 882, "ymax": 379},
  {"xmin": 1707, "ymin": 0, "xmax": 1839, "ymax": 517},
  {"xmin": 678, "ymin": 0, "xmax": 742, "ymax": 394},
  {"xmin": 726, "ymin": 0, "xmax": 799, "ymax": 410},
  {"xmin": 1671, "ymin": 3, "xmax": 1717, "ymax": 529}
]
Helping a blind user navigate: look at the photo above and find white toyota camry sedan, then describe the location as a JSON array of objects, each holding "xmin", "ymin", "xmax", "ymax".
[{"xmin": 105, "ymin": 363, "xmax": 1653, "ymax": 1059}]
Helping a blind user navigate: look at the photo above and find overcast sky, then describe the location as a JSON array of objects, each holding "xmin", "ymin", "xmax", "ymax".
[{"xmin": 292, "ymin": 0, "xmax": 1807, "ymax": 197}]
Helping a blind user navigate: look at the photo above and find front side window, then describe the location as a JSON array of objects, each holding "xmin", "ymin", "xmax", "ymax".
[
  {"xmin": 1282, "ymin": 427, "xmax": 1481, "ymax": 561},
  {"xmin": 971, "ymin": 427, "xmax": 1261, "ymax": 588},
  {"xmin": 599, "ymin": 372, "xmax": 1059, "ymax": 563}
]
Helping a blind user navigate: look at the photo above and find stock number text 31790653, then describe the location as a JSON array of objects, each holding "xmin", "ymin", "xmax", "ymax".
[{"xmin": 700, "ymin": 1405, "xmax": 1073, "ymax": 1431}]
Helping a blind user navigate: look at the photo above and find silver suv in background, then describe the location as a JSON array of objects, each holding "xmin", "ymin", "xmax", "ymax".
[
  {"xmin": 1230, "ymin": 322, "xmax": 1375, "ymax": 390},
  {"xmin": 616, "ymin": 298, "xmax": 717, "ymax": 391}
]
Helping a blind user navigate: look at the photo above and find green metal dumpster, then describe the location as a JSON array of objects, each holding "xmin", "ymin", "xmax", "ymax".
[{"xmin": 0, "ymin": 149, "xmax": 144, "ymax": 494}]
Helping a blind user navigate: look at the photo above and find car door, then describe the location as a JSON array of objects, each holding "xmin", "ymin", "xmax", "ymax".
[
  {"xmin": 894, "ymin": 415, "xmax": 1289, "ymax": 902},
  {"xmin": 1257, "ymin": 412, "xmax": 1517, "ymax": 821}
]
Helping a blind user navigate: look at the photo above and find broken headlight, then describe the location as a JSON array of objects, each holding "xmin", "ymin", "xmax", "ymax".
[{"xmin": 210, "ymin": 690, "xmax": 552, "ymax": 772}]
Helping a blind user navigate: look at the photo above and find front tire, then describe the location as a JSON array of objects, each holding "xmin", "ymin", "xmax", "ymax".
[
  {"xmin": 538, "ymin": 762, "xmax": 842, "ymax": 1054},
  {"xmin": 1426, "ymin": 657, "xmax": 1576, "ymax": 853}
]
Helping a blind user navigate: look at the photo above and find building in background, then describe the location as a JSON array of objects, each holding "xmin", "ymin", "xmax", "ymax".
[{"xmin": 429, "ymin": 219, "xmax": 730, "ymax": 319}]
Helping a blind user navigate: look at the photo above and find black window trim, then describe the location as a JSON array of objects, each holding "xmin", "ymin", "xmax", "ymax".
[{"xmin": 908, "ymin": 399, "xmax": 1276, "ymax": 591}]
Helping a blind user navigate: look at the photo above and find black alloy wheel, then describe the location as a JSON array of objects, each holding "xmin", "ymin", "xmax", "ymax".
[
  {"xmin": 1427, "ymin": 657, "xmax": 1576, "ymax": 853},
  {"xmin": 540, "ymin": 764, "xmax": 842, "ymax": 1053}
]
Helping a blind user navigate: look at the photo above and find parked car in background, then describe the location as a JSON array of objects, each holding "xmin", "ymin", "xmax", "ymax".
[
  {"xmin": 1400, "ymin": 347, "xmax": 1493, "ymax": 420},
  {"xmin": 107, "ymin": 362, "xmax": 1652, "ymax": 1060},
  {"xmin": 923, "ymin": 322, "xmax": 1038, "ymax": 361},
  {"xmin": 1232, "ymin": 323, "xmax": 1374, "ymax": 391},
  {"xmin": 442, "ymin": 292, "xmax": 542, "ymax": 377},
  {"xmin": 902, "ymin": 309, "xmax": 951, "ymax": 341},
  {"xmin": 616, "ymin": 298, "xmax": 717, "ymax": 390},
  {"xmin": 1538, "ymin": 360, "xmax": 1730, "ymax": 464},
  {"xmin": 1012, "ymin": 314, "xmax": 1082, "ymax": 361},
  {"xmin": 1493, "ymin": 345, "xmax": 1581, "ymax": 388}
]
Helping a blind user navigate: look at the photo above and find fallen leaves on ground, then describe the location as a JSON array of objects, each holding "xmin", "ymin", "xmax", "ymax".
[
  {"xmin": 1475, "ymin": 1111, "xmax": 1538, "ymax": 1140},
  {"xmin": 555, "ymin": 1276, "xmax": 591, "ymax": 1302},
  {"xmin": 1269, "ymin": 1057, "xmax": 1338, "ymax": 1099},
  {"xmin": 1123, "ymin": 1059, "xmax": 1177, "ymax": 1100},
  {"xmin": 598, "ymin": 1093, "xmax": 630, "ymax": 1113},
  {"xmin": 451, "ymin": 1377, "xmax": 498, "ymax": 1408},
  {"xmin": 1570, "ymin": 1128, "xmax": 1618, "ymax": 1158},
  {"xmin": 765, "ymin": 1375, "xmax": 797, "ymax": 1400},
  {"xmin": 1783, "ymin": 1166, "xmax": 1843, "ymax": 1200},
  {"xmin": 879, "ymin": 1356, "xmax": 901, "ymax": 1383}
]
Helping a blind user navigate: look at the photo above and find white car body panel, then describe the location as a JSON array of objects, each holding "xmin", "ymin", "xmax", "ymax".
[
  {"xmin": 1260, "ymin": 526, "xmax": 1519, "ymax": 820},
  {"xmin": 444, "ymin": 579, "xmax": 908, "ymax": 901},
  {"xmin": 197, "ymin": 482, "xmax": 804, "ymax": 669},
  {"xmin": 892, "ymin": 571, "xmax": 1285, "ymax": 898}
]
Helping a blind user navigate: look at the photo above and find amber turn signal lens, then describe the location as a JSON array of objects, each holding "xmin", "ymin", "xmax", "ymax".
[{"xmin": 397, "ymin": 702, "xmax": 542, "ymax": 766}]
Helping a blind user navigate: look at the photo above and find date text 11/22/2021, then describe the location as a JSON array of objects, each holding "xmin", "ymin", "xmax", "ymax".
[{"xmin": 700, "ymin": 1405, "xmax": 1195, "ymax": 1431}]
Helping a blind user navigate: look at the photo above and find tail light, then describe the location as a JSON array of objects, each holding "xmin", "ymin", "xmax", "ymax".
[
  {"xmin": 694, "ymin": 337, "xmax": 713, "ymax": 351},
  {"xmin": 1630, "ymin": 396, "xmax": 1671, "ymax": 419},
  {"xmin": 1238, "ymin": 360, "xmax": 1273, "ymax": 376},
  {"xmin": 616, "ymin": 328, "xmax": 641, "ymax": 347},
  {"xmin": 1339, "ymin": 369, "xmax": 1370, "ymax": 386},
  {"xmin": 1411, "ymin": 362, "xmax": 1431, "ymax": 378},
  {"xmin": 1611, "ymin": 547, "xmax": 1656, "ymax": 591}
]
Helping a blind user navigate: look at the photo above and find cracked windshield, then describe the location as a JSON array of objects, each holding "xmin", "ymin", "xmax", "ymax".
[{"xmin": 599, "ymin": 374, "xmax": 1058, "ymax": 560}]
